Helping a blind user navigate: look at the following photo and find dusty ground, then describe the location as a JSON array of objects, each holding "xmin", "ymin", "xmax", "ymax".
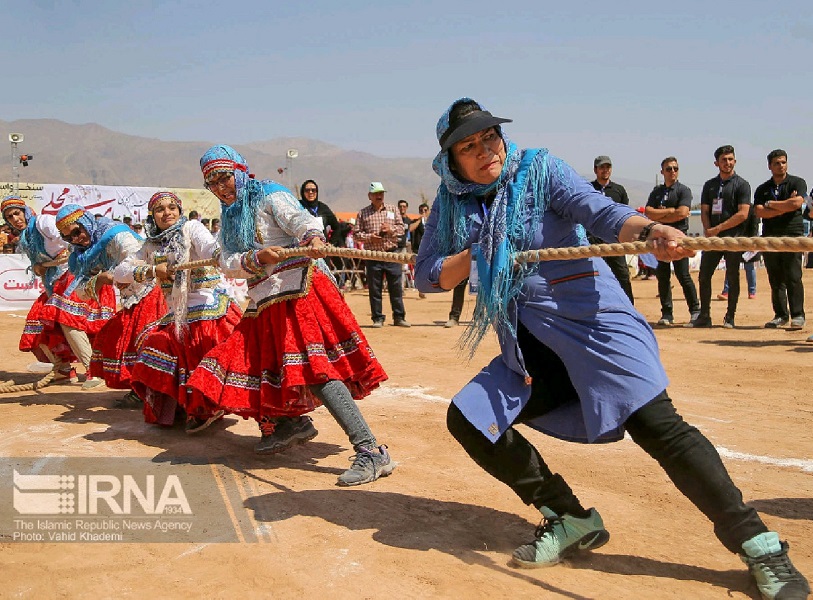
[{"xmin": 0, "ymin": 266, "xmax": 811, "ymax": 599}]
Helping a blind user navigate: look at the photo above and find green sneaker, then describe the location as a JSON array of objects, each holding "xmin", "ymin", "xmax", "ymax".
[
  {"xmin": 741, "ymin": 532, "xmax": 810, "ymax": 600},
  {"xmin": 511, "ymin": 507, "xmax": 610, "ymax": 568}
]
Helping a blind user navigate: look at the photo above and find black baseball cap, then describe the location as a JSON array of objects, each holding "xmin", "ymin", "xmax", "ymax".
[{"xmin": 438, "ymin": 110, "xmax": 512, "ymax": 153}]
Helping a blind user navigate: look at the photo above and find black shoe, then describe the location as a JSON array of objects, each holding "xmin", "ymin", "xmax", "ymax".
[
  {"xmin": 684, "ymin": 316, "xmax": 712, "ymax": 328},
  {"xmin": 113, "ymin": 391, "xmax": 143, "ymax": 409},
  {"xmin": 765, "ymin": 317, "xmax": 789, "ymax": 329},
  {"xmin": 723, "ymin": 315, "xmax": 735, "ymax": 329},
  {"xmin": 255, "ymin": 416, "xmax": 318, "ymax": 455}
]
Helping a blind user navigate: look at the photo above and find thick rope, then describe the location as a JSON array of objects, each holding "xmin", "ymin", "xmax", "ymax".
[
  {"xmin": 0, "ymin": 369, "xmax": 56, "ymax": 394},
  {"xmin": 172, "ymin": 237, "xmax": 813, "ymax": 271}
]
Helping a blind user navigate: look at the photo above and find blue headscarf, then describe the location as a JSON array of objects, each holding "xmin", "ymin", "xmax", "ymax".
[
  {"xmin": 56, "ymin": 204, "xmax": 135, "ymax": 294},
  {"xmin": 2, "ymin": 198, "xmax": 64, "ymax": 294},
  {"xmin": 432, "ymin": 98, "xmax": 570, "ymax": 355},
  {"xmin": 200, "ymin": 145, "xmax": 288, "ymax": 254}
]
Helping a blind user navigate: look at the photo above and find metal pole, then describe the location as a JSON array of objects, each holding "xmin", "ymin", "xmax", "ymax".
[{"xmin": 10, "ymin": 141, "xmax": 19, "ymax": 195}]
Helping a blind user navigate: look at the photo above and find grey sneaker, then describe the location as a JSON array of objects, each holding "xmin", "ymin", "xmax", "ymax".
[
  {"xmin": 765, "ymin": 317, "xmax": 789, "ymax": 329},
  {"xmin": 656, "ymin": 317, "xmax": 673, "ymax": 326},
  {"xmin": 337, "ymin": 445, "xmax": 395, "ymax": 486},
  {"xmin": 444, "ymin": 319, "xmax": 459, "ymax": 328},
  {"xmin": 81, "ymin": 376, "xmax": 105, "ymax": 390},
  {"xmin": 393, "ymin": 319, "xmax": 411, "ymax": 328},
  {"xmin": 371, "ymin": 320, "xmax": 384, "ymax": 328},
  {"xmin": 255, "ymin": 416, "xmax": 318, "ymax": 455},
  {"xmin": 788, "ymin": 317, "xmax": 805, "ymax": 331},
  {"xmin": 741, "ymin": 532, "xmax": 810, "ymax": 600},
  {"xmin": 185, "ymin": 410, "xmax": 225, "ymax": 434},
  {"xmin": 511, "ymin": 507, "xmax": 610, "ymax": 568}
]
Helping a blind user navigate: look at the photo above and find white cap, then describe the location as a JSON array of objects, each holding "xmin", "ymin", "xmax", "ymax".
[{"xmin": 369, "ymin": 181, "xmax": 386, "ymax": 193}]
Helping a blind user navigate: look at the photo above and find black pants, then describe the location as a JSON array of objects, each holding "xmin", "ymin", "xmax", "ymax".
[
  {"xmin": 365, "ymin": 259, "xmax": 406, "ymax": 323},
  {"xmin": 449, "ymin": 279, "xmax": 468, "ymax": 321},
  {"xmin": 447, "ymin": 326, "xmax": 766, "ymax": 554},
  {"xmin": 656, "ymin": 257, "xmax": 699, "ymax": 319},
  {"xmin": 699, "ymin": 250, "xmax": 742, "ymax": 319},
  {"xmin": 602, "ymin": 255, "xmax": 634, "ymax": 305},
  {"xmin": 763, "ymin": 251, "xmax": 805, "ymax": 320}
]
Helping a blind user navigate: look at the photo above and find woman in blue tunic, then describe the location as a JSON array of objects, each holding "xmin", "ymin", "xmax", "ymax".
[{"xmin": 414, "ymin": 98, "xmax": 807, "ymax": 600}]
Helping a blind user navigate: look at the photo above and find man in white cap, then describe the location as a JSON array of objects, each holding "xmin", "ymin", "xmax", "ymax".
[{"xmin": 354, "ymin": 182, "xmax": 410, "ymax": 327}]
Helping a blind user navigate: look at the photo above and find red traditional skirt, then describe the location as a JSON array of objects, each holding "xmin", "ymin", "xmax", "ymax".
[
  {"xmin": 89, "ymin": 285, "xmax": 167, "ymax": 389},
  {"xmin": 132, "ymin": 293, "xmax": 243, "ymax": 425},
  {"xmin": 187, "ymin": 268, "xmax": 388, "ymax": 422},
  {"xmin": 19, "ymin": 271, "xmax": 116, "ymax": 358}
]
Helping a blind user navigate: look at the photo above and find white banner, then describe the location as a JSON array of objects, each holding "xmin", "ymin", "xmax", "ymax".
[
  {"xmin": 4, "ymin": 182, "xmax": 221, "ymax": 223},
  {"xmin": 0, "ymin": 254, "xmax": 41, "ymax": 311}
]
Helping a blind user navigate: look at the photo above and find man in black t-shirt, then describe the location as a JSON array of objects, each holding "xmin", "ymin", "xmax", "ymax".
[
  {"xmin": 686, "ymin": 145, "xmax": 751, "ymax": 329},
  {"xmin": 645, "ymin": 156, "xmax": 699, "ymax": 325},
  {"xmin": 590, "ymin": 155, "xmax": 634, "ymax": 304},
  {"xmin": 754, "ymin": 149, "xmax": 807, "ymax": 330}
]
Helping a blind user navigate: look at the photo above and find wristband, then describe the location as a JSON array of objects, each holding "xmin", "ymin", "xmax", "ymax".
[{"xmin": 638, "ymin": 222, "xmax": 657, "ymax": 242}]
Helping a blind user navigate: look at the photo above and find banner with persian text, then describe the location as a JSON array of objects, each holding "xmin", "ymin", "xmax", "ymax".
[{"xmin": 1, "ymin": 182, "xmax": 221, "ymax": 223}]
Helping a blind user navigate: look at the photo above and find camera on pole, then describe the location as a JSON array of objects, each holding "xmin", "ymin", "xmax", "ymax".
[{"xmin": 19, "ymin": 154, "xmax": 33, "ymax": 166}]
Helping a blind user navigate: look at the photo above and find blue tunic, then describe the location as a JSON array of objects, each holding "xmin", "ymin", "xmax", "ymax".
[{"xmin": 415, "ymin": 152, "xmax": 669, "ymax": 444}]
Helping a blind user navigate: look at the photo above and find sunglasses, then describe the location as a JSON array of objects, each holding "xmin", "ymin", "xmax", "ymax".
[
  {"xmin": 60, "ymin": 226, "xmax": 83, "ymax": 242},
  {"xmin": 303, "ymin": 188, "xmax": 318, "ymax": 193},
  {"xmin": 663, "ymin": 166, "xmax": 679, "ymax": 172},
  {"xmin": 205, "ymin": 172, "xmax": 234, "ymax": 190}
]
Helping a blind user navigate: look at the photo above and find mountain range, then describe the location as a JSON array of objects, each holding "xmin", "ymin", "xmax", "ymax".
[{"xmin": 0, "ymin": 118, "xmax": 657, "ymax": 213}]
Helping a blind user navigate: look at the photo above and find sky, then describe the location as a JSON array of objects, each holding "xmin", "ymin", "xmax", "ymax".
[{"xmin": 2, "ymin": 0, "xmax": 813, "ymax": 196}]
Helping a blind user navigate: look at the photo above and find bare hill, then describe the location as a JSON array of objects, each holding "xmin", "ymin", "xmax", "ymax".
[
  {"xmin": 1, "ymin": 118, "xmax": 657, "ymax": 213},
  {"xmin": 0, "ymin": 119, "xmax": 440, "ymax": 213}
]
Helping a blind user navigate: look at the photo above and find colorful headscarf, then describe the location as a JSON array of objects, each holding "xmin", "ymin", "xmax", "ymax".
[
  {"xmin": 200, "ymin": 145, "xmax": 277, "ymax": 254},
  {"xmin": 431, "ymin": 98, "xmax": 569, "ymax": 355},
  {"xmin": 1, "ymin": 195, "xmax": 35, "ymax": 233},
  {"xmin": 145, "ymin": 191, "xmax": 190, "ymax": 336},
  {"xmin": 56, "ymin": 204, "xmax": 133, "ymax": 294},
  {"xmin": 147, "ymin": 191, "xmax": 183, "ymax": 215},
  {"xmin": 2, "ymin": 195, "xmax": 67, "ymax": 293}
]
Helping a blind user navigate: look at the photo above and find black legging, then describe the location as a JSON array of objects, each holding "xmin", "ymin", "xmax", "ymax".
[{"xmin": 447, "ymin": 326, "xmax": 767, "ymax": 554}]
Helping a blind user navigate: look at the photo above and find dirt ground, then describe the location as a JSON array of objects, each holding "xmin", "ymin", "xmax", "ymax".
[{"xmin": 0, "ymin": 266, "xmax": 811, "ymax": 599}]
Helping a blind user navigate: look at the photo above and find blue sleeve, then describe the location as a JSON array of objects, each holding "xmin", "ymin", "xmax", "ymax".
[
  {"xmin": 414, "ymin": 199, "xmax": 454, "ymax": 293},
  {"xmin": 546, "ymin": 155, "xmax": 637, "ymax": 243}
]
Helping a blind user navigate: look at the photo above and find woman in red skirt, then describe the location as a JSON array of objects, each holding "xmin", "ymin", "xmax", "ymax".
[
  {"xmin": 129, "ymin": 192, "xmax": 242, "ymax": 432},
  {"xmin": 2, "ymin": 195, "xmax": 114, "ymax": 388},
  {"xmin": 188, "ymin": 145, "xmax": 394, "ymax": 486},
  {"xmin": 55, "ymin": 204, "xmax": 167, "ymax": 407}
]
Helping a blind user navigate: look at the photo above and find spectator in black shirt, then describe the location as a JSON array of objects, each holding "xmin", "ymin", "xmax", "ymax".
[
  {"xmin": 754, "ymin": 149, "xmax": 807, "ymax": 330},
  {"xmin": 299, "ymin": 179, "xmax": 341, "ymax": 245},
  {"xmin": 299, "ymin": 179, "xmax": 343, "ymax": 282},
  {"xmin": 645, "ymin": 156, "xmax": 700, "ymax": 326},
  {"xmin": 590, "ymin": 156, "xmax": 634, "ymax": 304},
  {"xmin": 688, "ymin": 145, "xmax": 751, "ymax": 329}
]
